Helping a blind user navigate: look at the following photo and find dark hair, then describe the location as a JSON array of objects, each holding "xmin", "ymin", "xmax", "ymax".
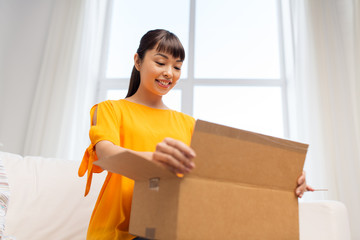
[{"xmin": 125, "ymin": 29, "xmax": 185, "ymax": 98}]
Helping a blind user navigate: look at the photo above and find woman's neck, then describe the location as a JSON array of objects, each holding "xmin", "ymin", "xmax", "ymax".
[{"xmin": 125, "ymin": 91, "xmax": 168, "ymax": 110}]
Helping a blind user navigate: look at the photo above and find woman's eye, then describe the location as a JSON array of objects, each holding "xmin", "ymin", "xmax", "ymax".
[
  {"xmin": 174, "ymin": 67, "xmax": 181, "ymax": 70},
  {"xmin": 155, "ymin": 61, "xmax": 165, "ymax": 66}
]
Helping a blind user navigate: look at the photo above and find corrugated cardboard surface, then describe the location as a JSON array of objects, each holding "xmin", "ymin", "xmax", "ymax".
[
  {"xmin": 189, "ymin": 120, "xmax": 307, "ymax": 191},
  {"xmin": 130, "ymin": 178, "xmax": 180, "ymax": 239},
  {"xmin": 177, "ymin": 178, "xmax": 298, "ymax": 239},
  {"xmin": 95, "ymin": 120, "xmax": 308, "ymax": 240}
]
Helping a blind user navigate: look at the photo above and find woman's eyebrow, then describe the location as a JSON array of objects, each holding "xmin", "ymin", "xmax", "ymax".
[
  {"xmin": 155, "ymin": 53, "xmax": 183, "ymax": 62},
  {"xmin": 155, "ymin": 53, "xmax": 168, "ymax": 59}
]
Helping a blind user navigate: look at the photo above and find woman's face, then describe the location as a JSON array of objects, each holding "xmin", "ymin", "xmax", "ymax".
[{"xmin": 135, "ymin": 47, "xmax": 183, "ymax": 97}]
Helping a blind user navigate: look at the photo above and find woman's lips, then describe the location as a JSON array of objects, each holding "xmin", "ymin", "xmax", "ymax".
[{"xmin": 156, "ymin": 79, "xmax": 172, "ymax": 88}]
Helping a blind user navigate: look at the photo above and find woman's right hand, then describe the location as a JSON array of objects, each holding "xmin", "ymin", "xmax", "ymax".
[{"xmin": 152, "ymin": 137, "xmax": 196, "ymax": 174}]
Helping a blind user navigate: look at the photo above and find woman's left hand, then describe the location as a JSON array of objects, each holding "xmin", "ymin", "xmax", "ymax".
[{"xmin": 296, "ymin": 171, "xmax": 314, "ymax": 198}]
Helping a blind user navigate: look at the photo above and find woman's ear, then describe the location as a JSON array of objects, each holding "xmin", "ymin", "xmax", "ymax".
[{"xmin": 134, "ymin": 53, "xmax": 141, "ymax": 71}]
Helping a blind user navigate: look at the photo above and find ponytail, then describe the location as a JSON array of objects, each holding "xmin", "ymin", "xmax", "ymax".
[{"xmin": 126, "ymin": 66, "xmax": 140, "ymax": 98}]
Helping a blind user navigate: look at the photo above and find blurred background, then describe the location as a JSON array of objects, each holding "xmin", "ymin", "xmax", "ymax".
[{"xmin": 0, "ymin": 0, "xmax": 359, "ymax": 238}]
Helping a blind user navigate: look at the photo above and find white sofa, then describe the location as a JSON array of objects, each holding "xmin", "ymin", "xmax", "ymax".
[
  {"xmin": 0, "ymin": 151, "xmax": 352, "ymax": 240},
  {"xmin": 0, "ymin": 151, "xmax": 106, "ymax": 240}
]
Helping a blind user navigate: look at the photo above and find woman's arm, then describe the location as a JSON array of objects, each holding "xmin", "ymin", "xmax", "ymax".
[
  {"xmin": 96, "ymin": 138, "xmax": 309, "ymax": 196},
  {"xmin": 92, "ymin": 106, "xmax": 195, "ymax": 175},
  {"xmin": 94, "ymin": 139, "xmax": 196, "ymax": 175},
  {"xmin": 94, "ymin": 140, "xmax": 150, "ymax": 160}
]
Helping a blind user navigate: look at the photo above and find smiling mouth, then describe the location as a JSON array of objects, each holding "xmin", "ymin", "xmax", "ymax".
[{"xmin": 156, "ymin": 79, "xmax": 172, "ymax": 87}]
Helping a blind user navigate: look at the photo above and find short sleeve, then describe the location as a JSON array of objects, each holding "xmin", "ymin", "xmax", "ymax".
[
  {"xmin": 78, "ymin": 100, "xmax": 121, "ymax": 196},
  {"xmin": 89, "ymin": 100, "xmax": 121, "ymax": 146}
]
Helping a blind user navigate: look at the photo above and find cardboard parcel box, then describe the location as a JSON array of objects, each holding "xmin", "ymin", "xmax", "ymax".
[{"xmin": 95, "ymin": 120, "xmax": 308, "ymax": 240}]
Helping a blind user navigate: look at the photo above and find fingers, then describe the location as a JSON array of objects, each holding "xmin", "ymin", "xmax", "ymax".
[
  {"xmin": 156, "ymin": 141, "xmax": 194, "ymax": 169},
  {"xmin": 297, "ymin": 185, "xmax": 314, "ymax": 198},
  {"xmin": 153, "ymin": 138, "xmax": 196, "ymax": 174},
  {"xmin": 156, "ymin": 160, "xmax": 177, "ymax": 174},
  {"xmin": 297, "ymin": 171, "xmax": 306, "ymax": 185},
  {"xmin": 153, "ymin": 150, "xmax": 191, "ymax": 174},
  {"xmin": 296, "ymin": 188, "xmax": 304, "ymax": 198},
  {"xmin": 163, "ymin": 137, "xmax": 196, "ymax": 159},
  {"xmin": 296, "ymin": 171, "xmax": 307, "ymax": 198},
  {"xmin": 296, "ymin": 186, "xmax": 304, "ymax": 198},
  {"xmin": 306, "ymin": 185, "xmax": 315, "ymax": 192}
]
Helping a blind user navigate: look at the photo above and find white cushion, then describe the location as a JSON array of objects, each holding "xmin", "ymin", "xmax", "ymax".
[
  {"xmin": 0, "ymin": 151, "xmax": 106, "ymax": 240},
  {"xmin": 299, "ymin": 200, "xmax": 351, "ymax": 240}
]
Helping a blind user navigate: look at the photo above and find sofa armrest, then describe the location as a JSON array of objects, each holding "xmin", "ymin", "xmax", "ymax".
[
  {"xmin": 299, "ymin": 200, "xmax": 351, "ymax": 240},
  {"xmin": 0, "ymin": 151, "xmax": 106, "ymax": 240}
]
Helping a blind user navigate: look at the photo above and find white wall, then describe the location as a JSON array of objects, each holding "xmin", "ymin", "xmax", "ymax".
[{"xmin": 0, "ymin": 0, "xmax": 55, "ymax": 155}]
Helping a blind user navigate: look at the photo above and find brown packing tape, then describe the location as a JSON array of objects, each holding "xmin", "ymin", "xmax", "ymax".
[
  {"xmin": 145, "ymin": 228, "xmax": 156, "ymax": 239},
  {"xmin": 149, "ymin": 177, "xmax": 160, "ymax": 191},
  {"xmin": 193, "ymin": 119, "xmax": 309, "ymax": 153}
]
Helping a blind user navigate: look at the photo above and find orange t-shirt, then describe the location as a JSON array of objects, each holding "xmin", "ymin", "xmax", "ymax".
[{"xmin": 78, "ymin": 99, "xmax": 195, "ymax": 240}]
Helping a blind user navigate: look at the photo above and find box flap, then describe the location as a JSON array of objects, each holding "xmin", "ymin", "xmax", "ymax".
[
  {"xmin": 94, "ymin": 151, "xmax": 176, "ymax": 180},
  {"xmin": 189, "ymin": 120, "xmax": 308, "ymax": 191}
]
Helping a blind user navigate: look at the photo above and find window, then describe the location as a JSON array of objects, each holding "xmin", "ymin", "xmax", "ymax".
[{"xmin": 98, "ymin": 0, "xmax": 290, "ymax": 138}]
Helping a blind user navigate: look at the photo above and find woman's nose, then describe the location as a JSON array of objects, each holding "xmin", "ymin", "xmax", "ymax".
[{"xmin": 163, "ymin": 66, "xmax": 173, "ymax": 79}]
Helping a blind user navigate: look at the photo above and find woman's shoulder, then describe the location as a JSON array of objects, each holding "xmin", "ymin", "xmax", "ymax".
[
  {"xmin": 89, "ymin": 100, "xmax": 124, "ymax": 122},
  {"xmin": 93, "ymin": 99, "xmax": 115, "ymax": 108},
  {"xmin": 174, "ymin": 110, "xmax": 195, "ymax": 121},
  {"xmin": 93, "ymin": 99, "xmax": 125, "ymax": 111},
  {"xmin": 170, "ymin": 110, "xmax": 195, "ymax": 126}
]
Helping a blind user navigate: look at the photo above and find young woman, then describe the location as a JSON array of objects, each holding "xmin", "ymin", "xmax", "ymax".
[{"xmin": 79, "ymin": 29, "xmax": 312, "ymax": 240}]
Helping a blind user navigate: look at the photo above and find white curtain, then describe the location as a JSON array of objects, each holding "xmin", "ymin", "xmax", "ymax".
[
  {"xmin": 24, "ymin": 0, "xmax": 108, "ymax": 161},
  {"xmin": 290, "ymin": 0, "xmax": 360, "ymax": 239}
]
